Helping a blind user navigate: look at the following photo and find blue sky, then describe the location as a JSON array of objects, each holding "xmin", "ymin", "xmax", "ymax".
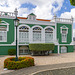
[
  {"xmin": 0, "ymin": 0, "xmax": 75, "ymax": 36},
  {"xmin": 19, "ymin": 0, "xmax": 75, "ymax": 17},
  {"xmin": 0, "ymin": 0, "xmax": 74, "ymax": 19}
]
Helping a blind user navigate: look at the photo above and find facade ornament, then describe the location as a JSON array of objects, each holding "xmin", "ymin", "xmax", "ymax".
[{"xmin": 14, "ymin": 8, "xmax": 18, "ymax": 17}]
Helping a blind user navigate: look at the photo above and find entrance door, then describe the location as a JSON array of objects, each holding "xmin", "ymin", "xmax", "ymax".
[
  {"xmin": 61, "ymin": 47, "xmax": 67, "ymax": 53},
  {"xmin": 19, "ymin": 46, "xmax": 29, "ymax": 55}
]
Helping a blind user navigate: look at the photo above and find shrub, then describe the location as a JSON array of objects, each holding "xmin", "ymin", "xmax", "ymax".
[
  {"xmin": 4, "ymin": 57, "xmax": 34, "ymax": 70},
  {"xmin": 29, "ymin": 43, "xmax": 55, "ymax": 51},
  {"xmin": 8, "ymin": 49, "xmax": 16, "ymax": 55}
]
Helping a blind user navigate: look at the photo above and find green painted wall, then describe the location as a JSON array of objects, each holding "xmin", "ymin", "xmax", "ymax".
[
  {"xmin": 57, "ymin": 23, "xmax": 72, "ymax": 44},
  {"xmin": 52, "ymin": 45, "xmax": 74, "ymax": 53},
  {"xmin": 0, "ymin": 46, "xmax": 16, "ymax": 55},
  {"xmin": 20, "ymin": 23, "xmax": 55, "ymax": 28},
  {"xmin": 52, "ymin": 45, "xmax": 58, "ymax": 53},
  {"xmin": 67, "ymin": 45, "xmax": 74, "ymax": 52},
  {"xmin": 60, "ymin": 45, "xmax": 74, "ymax": 53},
  {"xmin": 0, "ymin": 18, "xmax": 15, "ymax": 44}
]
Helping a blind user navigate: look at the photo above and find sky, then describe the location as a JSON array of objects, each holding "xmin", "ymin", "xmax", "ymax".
[{"xmin": 0, "ymin": 0, "xmax": 75, "ymax": 36}]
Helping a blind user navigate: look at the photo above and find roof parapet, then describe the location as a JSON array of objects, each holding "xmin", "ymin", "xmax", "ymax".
[{"xmin": 0, "ymin": 8, "xmax": 18, "ymax": 19}]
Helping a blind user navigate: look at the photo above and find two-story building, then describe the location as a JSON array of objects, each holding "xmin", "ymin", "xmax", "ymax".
[{"xmin": 0, "ymin": 8, "xmax": 74, "ymax": 55}]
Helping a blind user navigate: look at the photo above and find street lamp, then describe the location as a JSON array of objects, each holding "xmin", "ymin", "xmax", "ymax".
[{"xmin": 14, "ymin": 16, "xmax": 20, "ymax": 61}]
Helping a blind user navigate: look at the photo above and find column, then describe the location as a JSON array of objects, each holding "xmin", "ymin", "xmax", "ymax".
[
  {"xmin": 29, "ymin": 28, "xmax": 32, "ymax": 43},
  {"xmin": 42, "ymin": 29, "xmax": 45, "ymax": 43},
  {"xmin": 58, "ymin": 45, "xmax": 60, "ymax": 54}
]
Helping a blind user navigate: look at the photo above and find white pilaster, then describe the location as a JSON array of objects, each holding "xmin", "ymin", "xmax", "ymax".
[
  {"xmin": 58, "ymin": 45, "xmax": 60, "ymax": 54},
  {"xmin": 17, "ymin": 26, "xmax": 19, "ymax": 56},
  {"xmin": 53, "ymin": 14, "xmax": 57, "ymax": 43},
  {"xmin": 42, "ymin": 29, "xmax": 45, "ymax": 43},
  {"xmin": 29, "ymin": 28, "xmax": 32, "ymax": 43},
  {"xmin": 72, "ymin": 17, "xmax": 73, "ymax": 43}
]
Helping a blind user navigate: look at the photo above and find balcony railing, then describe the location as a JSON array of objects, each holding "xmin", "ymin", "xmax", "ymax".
[
  {"xmin": 56, "ymin": 18, "xmax": 73, "ymax": 23},
  {"xmin": 0, "ymin": 11, "xmax": 15, "ymax": 18}
]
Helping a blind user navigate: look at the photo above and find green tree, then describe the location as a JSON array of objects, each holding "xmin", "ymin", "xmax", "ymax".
[{"xmin": 70, "ymin": 0, "xmax": 75, "ymax": 6}]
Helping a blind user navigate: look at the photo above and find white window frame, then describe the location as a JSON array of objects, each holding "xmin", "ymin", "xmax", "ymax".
[
  {"xmin": 45, "ymin": 28, "xmax": 53, "ymax": 43},
  {"xmin": 27, "ymin": 15, "xmax": 36, "ymax": 20},
  {"xmin": 33, "ymin": 27, "xmax": 41, "ymax": 42},
  {"xmin": 62, "ymin": 33, "xmax": 67, "ymax": 42},
  {"xmin": 0, "ymin": 26, "xmax": 7, "ymax": 42},
  {"xmin": 61, "ymin": 46, "xmax": 67, "ymax": 53},
  {"xmin": 0, "ymin": 31, "xmax": 7, "ymax": 42},
  {"xmin": 19, "ymin": 26, "xmax": 29, "ymax": 43},
  {"xmin": 0, "ymin": 20, "xmax": 9, "ymax": 42},
  {"xmin": 60, "ymin": 25, "xmax": 68, "ymax": 43}
]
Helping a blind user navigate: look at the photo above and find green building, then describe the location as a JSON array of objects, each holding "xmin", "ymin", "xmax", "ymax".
[{"xmin": 0, "ymin": 9, "xmax": 74, "ymax": 55}]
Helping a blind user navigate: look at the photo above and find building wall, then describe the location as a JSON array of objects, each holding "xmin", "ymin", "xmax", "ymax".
[
  {"xmin": 0, "ymin": 17, "xmax": 74, "ymax": 55},
  {"xmin": 0, "ymin": 46, "xmax": 16, "ymax": 55},
  {"xmin": 26, "ymin": 24, "xmax": 55, "ymax": 28},
  {"xmin": 59, "ymin": 45, "xmax": 74, "ymax": 53},
  {"xmin": 52, "ymin": 45, "xmax": 58, "ymax": 53},
  {"xmin": 57, "ymin": 23, "xmax": 72, "ymax": 44},
  {"xmin": 0, "ymin": 18, "xmax": 15, "ymax": 44}
]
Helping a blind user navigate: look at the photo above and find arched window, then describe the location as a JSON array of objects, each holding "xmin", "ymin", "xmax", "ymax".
[
  {"xmin": 19, "ymin": 26, "xmax": 29, "ymax": 43},
  {"xmin": 33, "ymin": 27, "xmax": 41, "ymax": 41},
  {"xmin": 0, "ymin": 26, "xmax": 7, "ymax": 42},
  {"xmin": 45, "ymin": 28, "xmax": 53, "ymax": 43}
]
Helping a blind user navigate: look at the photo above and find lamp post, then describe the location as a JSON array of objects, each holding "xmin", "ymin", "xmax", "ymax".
[{"xmin": 14, "ymin": 16, "xmax": 19, "ymax": 61}]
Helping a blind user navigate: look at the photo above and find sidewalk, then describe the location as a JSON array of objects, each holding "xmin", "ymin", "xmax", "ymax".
[
  {"xmin": 2, "ymin": 62, "xmax": 75, "ymax": 75},
  {"xmin": 1, "ymin": 52, "xmax": 75, "ymax": 74}
]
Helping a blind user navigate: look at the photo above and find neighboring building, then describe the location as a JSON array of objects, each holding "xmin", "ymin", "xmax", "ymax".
[
  {"xmin": 73, "ymin": 37, "xmax": 75, "ymax": 50},
  {"xmin": 0, "ymin": 9, "xmax": 74, "ymax": 55}
]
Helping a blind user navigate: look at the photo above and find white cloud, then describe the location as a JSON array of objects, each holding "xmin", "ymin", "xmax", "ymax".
[
  {"xmin": 60, "ymin": 8, "xmax": 75, "ymax": 37},
  {"xmin": 60, "ymin": 8, "xmax": 75, "ymax": 19},
  {"xmin": 0, "ymin": 0, "xmax": 64, "ymax": 19}
]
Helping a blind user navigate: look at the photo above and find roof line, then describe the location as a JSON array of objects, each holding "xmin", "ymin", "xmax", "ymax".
[{"xmin": 17, "ymin": 17, "xmax": 51, "ymax": 22}]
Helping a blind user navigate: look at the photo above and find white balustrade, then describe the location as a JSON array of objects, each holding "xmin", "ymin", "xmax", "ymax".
[
  {"xmin": 0, "ymin": 11, "xmax": 15, "ymax": 18},
  {"xmin": 56, "ymin": 18, "xmax": 72, "ymax": 23}
]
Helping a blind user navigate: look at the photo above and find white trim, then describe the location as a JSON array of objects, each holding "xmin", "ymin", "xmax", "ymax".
[
  {"xmin": 58, "ymin": 45, "xmax": 60, "ymax": 54},
  {"xmin": 18, "ymin": 24, "xmax": 30, "ymax": 44},
  {"xmin": 54, "ymin": 17, "xmax": 57, "ymax": 45},
  {"xmin": 32, "ymin": 25, "xmax": 43, "ymax": 29},
  {"xmin": 60, "ymin": 25, "xmax": 68, "ymax": 34},
  {"xmin": 19, "ymin": 44, "xmax": 29, "ymax": 45},
  {"xmin": 72, "ymin": 20, "xmax": 73, "ymax": 43},
  {"xmin": 27, "ymin": 15, "xmax": 36, "ymax": 20},
  {"xmin": 0, "ymin": 21, "xmax": 9, "ymax": 31},
  {"xmin": 0, "ymin": 31, "xmax": 7, "ymax": 42},
  {"xmin": 18, "ymin": 24, "xmax": 30, "ymax": 28},
  {"xmin": 0, "ymin": 44, "xmax": 73, "ymax": 46},
  {"xmin": 58, "ymin": 44, "xmax": 73, "ymax": 45},
  {"xmin": 0, "ymin": 16, "xmax": 15, "ymax": 19},
  {"xmin": 44, "ymin": 26, "xmax": 55, "ymax": 43},
  {"xmin": 61, "ymin": 46, "xmax": 67, "ymax": 53},
  {"xmin": 56, "ymin": 22, "xmax": 72, "ymax": 24},
  {"xmin": 0, "ymin": 44, "xmax": 16, "ymax": 46},
  {"xmin": 60, "ymin": 25, "xmax": 68, "ymax": 43},
  {"xmin": 32, "ymin": 25, "xmax": 43, "ymax": 43},
  {"xmin": 20, "ymin": 19, "xmax": 55, "ymax": 26}
]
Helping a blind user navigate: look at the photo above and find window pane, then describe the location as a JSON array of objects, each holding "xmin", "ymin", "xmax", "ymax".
[
  {"xmin": 45, "ymin": 28, "xmax": 53, "ymax": 43},
  {"xmin": 62, "ymin": 34, "xmax": 67, "ymax": 42},
  {"xmin": 0, "ymin": 31, "xmax": 7, "ymax": 42},
  {"xmin": 33, "ymin": 27, "xmax": 41, "ymax": 42},
  {"xmin": 33, "ymin": 31, "xmax": 41, "ymax": 41},
  {"xmin": 0, "ymin": 36, "xmax": 2, "ymax": 40},
  {"xmin": 19, "ymin": 26, "xmax": 29, "ymax": 43}
]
